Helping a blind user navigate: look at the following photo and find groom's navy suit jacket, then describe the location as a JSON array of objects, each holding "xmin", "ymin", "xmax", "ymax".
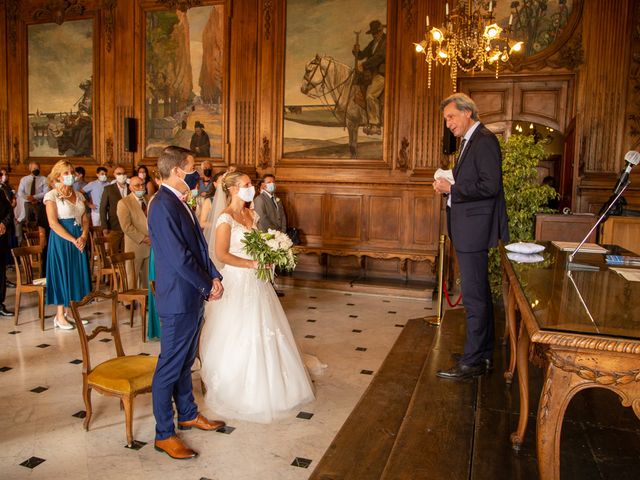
[{"xmin": 148, "ymin": 185, "xmax": 221, "ymax": 316}]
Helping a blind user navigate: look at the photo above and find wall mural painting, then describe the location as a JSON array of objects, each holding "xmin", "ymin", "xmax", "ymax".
[
  {"xmin": 284, "ymin": 0, "xmax": 387, "ymax": 159},
  {"xmin": 145, "ymin": 5, "xmax": 224, "ymax": 158},
  {"xmin": 28, "ymin": 19, "xmax": 94, "ymax": 158},
  {"xmin": 498, "ymin": 0, "xmax": 574, "ymax": 57}
]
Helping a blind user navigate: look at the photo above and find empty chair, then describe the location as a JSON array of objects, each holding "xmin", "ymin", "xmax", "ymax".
[
  {"xmin": 69, "ymin": 290, "xmax": 157, "ymax": 447},
  {"xmin": 11, "ymin": 245, "xmax": 46, "ymax": 330},
  {"xmin": 110, "ymin": 252, "xmax": 149, "ymax": 342},
  {"xmin": 93, "ymin": 236, "xmax": 115, "ymax": 291}
]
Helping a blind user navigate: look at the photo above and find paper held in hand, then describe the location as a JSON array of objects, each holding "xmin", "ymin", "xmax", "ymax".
[{"xmin": 434, "ymin": 168, "xmax": 455, "ymax": 185}]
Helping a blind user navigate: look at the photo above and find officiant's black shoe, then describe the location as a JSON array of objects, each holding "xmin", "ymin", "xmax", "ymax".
[
  {"xmin": 451, "ymin": 353, "xmax": 493, "ymax": 372},
  {"xmin": 154, "ymin": 435, "xmax": 198, "ymax": 460},
  {"xmin": 0, "ymin": 305, "xmax": 14, "ymax": 317},
  {"xmin": 6, "ymin": 280, "xmax": 16, "ymax": 288},
  {"xmin": 178, "ymin": 413, "xmax": 225, "ymax": 431},
  {"xmin": 436, "ymin": 363, "xmax": 485, "ymax": 380}
]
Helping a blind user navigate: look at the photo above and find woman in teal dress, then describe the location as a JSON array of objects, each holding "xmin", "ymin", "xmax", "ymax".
[
  {"xmin": 146, "ymin": 171, "xmax": 161, "ymax": 340},
  {"xmin": 44, "ymin": 160, "xmax": 92, "ymax": 330}
]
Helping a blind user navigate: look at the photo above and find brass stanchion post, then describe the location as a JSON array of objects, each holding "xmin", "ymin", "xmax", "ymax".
[{"xmin": 426, "ymin": 234, "xmax": 446, "ymax": 326}]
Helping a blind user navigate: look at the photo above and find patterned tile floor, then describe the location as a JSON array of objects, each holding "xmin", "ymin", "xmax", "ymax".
[{"xmin": 0, "ymin": 278, "xmax": 432, "ymax": 480}]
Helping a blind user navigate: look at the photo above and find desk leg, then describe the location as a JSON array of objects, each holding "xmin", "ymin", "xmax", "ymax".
[
  {"xmin": 510, "ymin": 321, "xmax": 530, "ymax": 451},
  {"xmin": 504, "ymin": 285, "xmax": 517, "ymax": 384},
  {"xmin": 501, "ymin": 266, "xmax": 510, "ymax": 346}
]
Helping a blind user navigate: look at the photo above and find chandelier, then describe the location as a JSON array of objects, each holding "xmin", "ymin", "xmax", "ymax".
[{"xmin": 415, "ymin": 1, "xmax": 524, "ymax": 91}]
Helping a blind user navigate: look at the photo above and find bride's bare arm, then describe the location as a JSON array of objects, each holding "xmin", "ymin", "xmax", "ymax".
[{"xmin": 214, "ymin": 222, "xmax": 259, "ymax": 269}]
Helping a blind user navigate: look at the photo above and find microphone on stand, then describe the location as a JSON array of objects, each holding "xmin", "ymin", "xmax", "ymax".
[
  {"xmin": 570, "ymin": 150, "xmax": 638, "ymax": 263},
  {"xmin": 613, "ymin": 150, "xmax": 640, "ymax": 195}
]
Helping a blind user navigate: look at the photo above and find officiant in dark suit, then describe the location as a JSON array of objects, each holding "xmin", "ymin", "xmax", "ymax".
[
  {"xmin": 433, "ymin": 93, "xmax": 509, "ymax": 380},
  {"xmin": 253, "ymin": 174, "xmax": 287, "ymax": 233}
]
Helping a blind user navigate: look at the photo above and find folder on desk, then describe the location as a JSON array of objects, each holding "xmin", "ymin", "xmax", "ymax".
[{"xmin": 552, "ymin": 241, "xmax": 608, "ymax": 254}]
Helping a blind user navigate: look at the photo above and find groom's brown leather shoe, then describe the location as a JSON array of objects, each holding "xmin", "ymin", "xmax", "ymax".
[
  {"xmin": 178, "ymin": 413, "xmax": 226, "ymax": 431},
  {"xmin": 154, "ymin": 435, "xmax": 198, "ymax": 459}
]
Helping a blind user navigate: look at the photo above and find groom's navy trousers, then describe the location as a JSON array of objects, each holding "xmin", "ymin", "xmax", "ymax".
[{"xmin": 152, "ymin": 307, "xmax": 203, "ymax": 440}]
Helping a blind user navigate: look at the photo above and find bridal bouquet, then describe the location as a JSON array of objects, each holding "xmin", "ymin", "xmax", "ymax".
[{"xmin": 242, "ymin": 229, "xmax": 297, "ymax": 282}]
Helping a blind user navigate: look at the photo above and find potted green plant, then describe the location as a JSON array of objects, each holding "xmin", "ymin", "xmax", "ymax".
[{"xmin": 489, "ymin": 134, "xmax": 558, "ymax": 296}]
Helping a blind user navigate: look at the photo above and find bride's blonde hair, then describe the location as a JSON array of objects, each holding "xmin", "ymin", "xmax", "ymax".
[{"xmin": 220, "ymin": 171, "xmax": 247, "ymax": 204}]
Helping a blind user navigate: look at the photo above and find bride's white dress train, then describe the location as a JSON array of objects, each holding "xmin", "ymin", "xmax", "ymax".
[{"xmin": 199, "ymin": 213, "xmax": 317, "ymax": 423}]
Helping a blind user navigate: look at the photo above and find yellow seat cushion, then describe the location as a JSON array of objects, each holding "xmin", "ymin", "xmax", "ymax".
[{"xmin": 88, "ymin": 355, "xmax": 158, "ymax": 394}]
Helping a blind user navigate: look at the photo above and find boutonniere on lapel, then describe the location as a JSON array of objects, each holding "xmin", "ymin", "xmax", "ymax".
[{"xmin": 186, "ymin": 189, "xmax": 198, "ymax": 210}]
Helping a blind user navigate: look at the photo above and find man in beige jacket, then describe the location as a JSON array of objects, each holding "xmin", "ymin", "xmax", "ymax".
[{"xmin": 117, "ymin": 175, "xmax": 151, "ymax": 288}]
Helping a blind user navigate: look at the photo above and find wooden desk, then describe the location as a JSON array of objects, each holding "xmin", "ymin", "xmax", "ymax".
[
  {"xmin": 500, "ymin": 243, "xmax": 640, "ymax": 480},
  {"xmin": 535, "ymin": 213, "xmax": 598, "ymax": 242},
  {"xmin": 600, "ymin": 216, "xmax": 640, "ymax": 254}
]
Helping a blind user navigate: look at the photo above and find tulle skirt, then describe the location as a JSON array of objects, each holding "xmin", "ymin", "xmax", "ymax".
[{"xmin": 199, "ymin": 265, "xmax": 315, "ymax": 423}]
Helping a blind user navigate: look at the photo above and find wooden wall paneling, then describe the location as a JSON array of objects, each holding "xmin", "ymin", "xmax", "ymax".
[
  {"xmin": 6, "ymin": 0, "xmax": 26, "ymax": 166},
  {"xmin": 624, "ymin": 0, "xmax": 640, "ymax": 152},
  {"xmin": 324, "ymin": 193, "xmax": 363, "ymax": 243},
  {"xmin": 113, "ymin": 0, "xmax": 135, "ymax": 169},
  {"xmin": 367, "ymin": 194, "xmax": 402, "ymax": 247},
  {"xmin": 576, "ymin": 0, "xmax": 632, "ymax": 174},
  {"xmin": 0, "ymin": 2, "xmax": 8, "ymax": 171},
  {"xmin": 411, "ymin": 192, "xmax": 437, "ymax": 249},
  {"xmin": 288, "ymin": 190, "xmax": 324, "ymax": 245},
  {"xmin": 461, "ymin": 81, "xmax": 512, "ymax": 125},
  {"xmin": 229, "ymin": 0, "xmax": 257, "ymax": 169},
  {"xmin": 513, "ymin": 80, "xmax": 569, "ymax": 133}
]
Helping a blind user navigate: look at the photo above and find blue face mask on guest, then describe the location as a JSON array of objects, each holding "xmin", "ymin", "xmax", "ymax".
[{"xmin": 184, "ymin": 171, "xmax": 200, "ymax": 190}]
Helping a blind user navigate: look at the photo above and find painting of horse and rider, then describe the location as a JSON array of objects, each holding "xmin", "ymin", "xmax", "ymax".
[
  {"xmin": 284, "ymin": 0, "xmax": 387, "ymax": 159},
  {"xmin": 28, "ymin": 19, "xmax": 94, "ymax": 158}
]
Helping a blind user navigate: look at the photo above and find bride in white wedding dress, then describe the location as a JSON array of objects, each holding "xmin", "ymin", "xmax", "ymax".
[{"xmin": 199, "ymin": 171, "xmax": 317, "ymax": 423}]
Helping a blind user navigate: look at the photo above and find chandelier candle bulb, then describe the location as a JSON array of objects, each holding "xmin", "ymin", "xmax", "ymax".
[
  {"xmin": 445, "ymin": 3, "xmax": 449, "ymax": 15},
  {"xmin": 509, "ymin": 14, "xmax": 513, "ymax": 25}
]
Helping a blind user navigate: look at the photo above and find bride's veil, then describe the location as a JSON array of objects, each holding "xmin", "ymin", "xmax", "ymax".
[{"xmin": 204, "ymin": 180, "xmax": 227, "ymax": 271}]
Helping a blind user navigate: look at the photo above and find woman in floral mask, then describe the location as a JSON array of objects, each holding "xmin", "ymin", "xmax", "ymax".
[{"xmin": 43, "ymin": 160, "xmax": 91, "ymax": 330}]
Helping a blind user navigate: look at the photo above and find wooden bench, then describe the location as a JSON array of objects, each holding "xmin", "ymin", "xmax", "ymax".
[{"xmin": 294, "ymin": 245, "xmax": 436, "ymax": 283}]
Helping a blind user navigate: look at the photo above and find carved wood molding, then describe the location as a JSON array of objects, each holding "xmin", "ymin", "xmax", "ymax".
[
  {"xmin": 538, "ymin": 364, "xmax": 554, "ymax": 424},
  {"xmin": 397, "ymin": 136, "xmax": 409, "ymax": 171},
  {"xmin": 259, "ymin": 136, "xmax": 271, "ymax": 168},
  {"xmin": 155, "ymin": 0, "xmax": 202, "ymax": 12},
  {"xmin": 402, "ymin": 0, "xmax": 414, "ymax": 27},
  {"xmin": 33, "ymin": 0, "xmax": 86, "ymax": 25},
  {"xmin": 294, "ymin": 246, "xmax": 436, "ymax": 264},
  {"xmin": 13, "ymin": 137, "xmax": 20, "ymax": 165},
  {"xmin": 105, "ymin": 137, "xmax": 114, "ymax": 166},
  {"xmin": 6, "ymin": 0, "xmax": 19, "ymax": 56},
  {"xmin": 103, "ymin": 0, "xmax": 116, "ymax": 53},
  {"xmin": 627, "ymin": 0, "xmax": 640, "ymax": 149},
  {"xmin": 263, "ymin": 0, "xmax": 273, "ymax": 40},
  {"xmin": 547, "ymin": 350, "xmax": 640, "ymax": 386},
  {"xmin": 531, "ymin": 331, "xmax": 640, "ymax": 355}
]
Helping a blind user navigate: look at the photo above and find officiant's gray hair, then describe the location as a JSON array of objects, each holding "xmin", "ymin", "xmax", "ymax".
[
  {"xmin": 157, "ymin": 145, "xmax": 193, "ymax": 179},
  {"xmin": 440, "ymin": 93, "xmax": 479, "ymax": 121}
]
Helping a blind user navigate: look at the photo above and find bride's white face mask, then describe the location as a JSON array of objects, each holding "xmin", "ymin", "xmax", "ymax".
[{"xmin": 237, "ymin": 185, "xmax": 255, "ymax": 202}]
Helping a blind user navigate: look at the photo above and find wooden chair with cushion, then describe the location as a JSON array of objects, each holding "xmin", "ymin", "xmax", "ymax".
[
  {"xmin": 69, "ymin": 290, "xmax": 158, "ymax": 447},
  {"xmin": 93, "ymin": 236, "xmax": 115, "ymax": 291},
  {"xmin": 11, "ymin": 245, "xmax": 46, "ymax": 330},
  {"xmin": 110, "ymin": 252, "xmax": 149, "ymax": 343}
]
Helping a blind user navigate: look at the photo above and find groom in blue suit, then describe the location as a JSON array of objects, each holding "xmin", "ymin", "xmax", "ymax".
[{"xmin": 148, "ymin": 146, "xmax": 225, "ymax": 459}]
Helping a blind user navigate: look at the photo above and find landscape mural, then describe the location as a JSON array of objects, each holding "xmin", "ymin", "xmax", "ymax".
[{"xmin": 145, "ymin": 5, "xmax": 224, "ymax": 158}]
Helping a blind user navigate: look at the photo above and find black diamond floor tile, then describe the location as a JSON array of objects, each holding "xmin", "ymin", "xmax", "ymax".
[
  {"xmin": 388, "ymin": 311, "xmax": 397, "ymax": 314},
  {"xmin": 307, "ymin": 319, "xmax": 316, "ymax": 323},
  {"xmin": 30, "ymin": 386, "xmax": 48, "ymax": 394},
  {"xmin": 382, "ymin": 300, "xmax": 391, "ymax": 303},
  {"xmin": 8, "ymin": 330, "xmax": 21, "ymax": 334},
  {"xmin": 352, "ymin": 329, "xmax": 362, "ymax": 333},
  {"xmin": 100, "ymin": 338, "xmax": 112, "ymax": 343},
  {"xmin": 307, "ymin": 306, "xmax": 317, "ymax": 310},
  {"xmin": 36, "ymin": 343, "xmax": 50, "ymax": 348},
  {"xmin": 138, "ymin": 352, "xmax": 150, "ymax": 356},
  {"xmin": 125, "ymin": 440, "xmax": 147, "ymax": 450},
  {"xmin": 304, "ymin": 335, "xmax": 316, "ymax": 339},
  {"xmin": 19, "ymin": 456, "xmax": 46, "ymax": 469},
  {"xmin": 395, "ymin": 324, "xmax": 405, "ymax": 328},
  {"xmin": 216, "ymin": 426, "xmax": 235, "ymax": 434},
  {"xmin": 344, "ymin": 293, "xmax": 352, "ymax": 296},
  {"xmin": 291, "ymin": 457, "xmax": 312, "ymax": 468},
  {"xmin": 0, "ymin": 366, "xmax": 12, "ymax": 372},
  {"xmin": 360, "ymin": 369, "xmax": 374, "ymax": 375},
  {"xmin": 308, "ymin": 296, "xmax": 317, "ymax": 299},
  {"xmin": 349, "ymin": 314, "xmax": 358, "ymax": 318},
  {"xmin": 347, "ymin": 303, "xmax": 355, "ymax": 306},
  {"xmin": 356, "ymin": 347, "xmax": 367, "ymax": 352},
  {"xmin": 296, "ymin": 411, "xmax": 314, "ymax": 420},
  {"xmin": 72, "ymin": 410, "xmax": 87, "ymax": 418},
  {"xmin": 69, "ymin": 359, "xmax": 83, "ymax": 364}
]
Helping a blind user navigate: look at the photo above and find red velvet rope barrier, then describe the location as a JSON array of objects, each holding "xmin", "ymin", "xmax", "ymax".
[{"xmin": 443, "ymin": 280, "xmax": 463, "ymax": 307}]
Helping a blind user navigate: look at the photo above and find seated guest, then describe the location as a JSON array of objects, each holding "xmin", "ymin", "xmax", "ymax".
[
  {"xmin": 44, "ymin": 160, "xmax": 92, "ymax": 330},
  {"xmin": 116, "ymin": 175, "xmax": 151, "ymax": 289},
  {"xmin": 253, "ymin": 174, "xmax": 287, "ymax": 233},
  {"xmin": 73, "ymin": 166, "xmax": 87, "ymax": 191},
  {"xmin": 137, "ymin": 164, "xmax": 157, "ymax": 196},
  {"xmin": 82, "ymin": 166, "xmax": 109, "ymax": 226},
  {"xmin": 100, "ymin": 165, "xmax": 128, "ymax": 253},
  {"xmin": 0, "ymin": 184, "xmax": 14, "ymax": 316}
]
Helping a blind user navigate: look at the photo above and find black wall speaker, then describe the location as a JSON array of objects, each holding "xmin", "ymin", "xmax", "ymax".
[
  {"xmin": 124, "ymin": 117, "xmax": 138, "ymax": 153},
  {"xmin": 442, "ymin": 122, "xmax": 457, "ymax": 155}
]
